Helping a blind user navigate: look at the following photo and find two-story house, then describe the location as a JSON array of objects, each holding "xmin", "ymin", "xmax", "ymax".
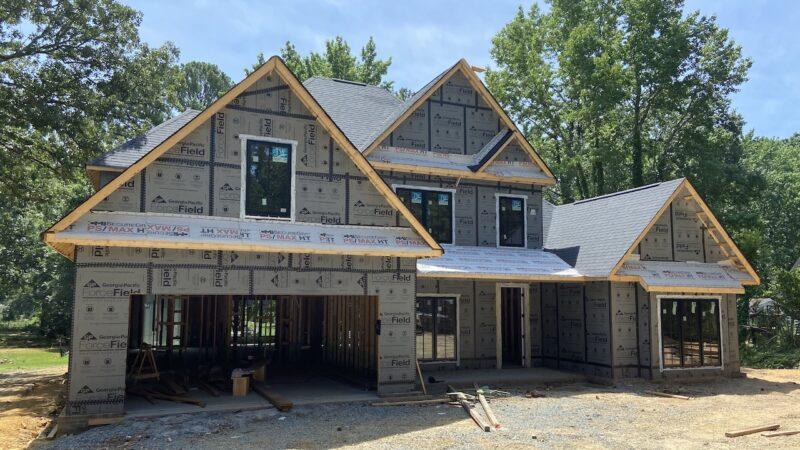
[{"xmin": 42, "ymin": 56, "xmax": 759, "ymax": 423}]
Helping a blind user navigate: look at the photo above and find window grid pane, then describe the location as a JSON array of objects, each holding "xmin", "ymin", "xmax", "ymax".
[
  {"xmin": 415, "ymin": 296, "xmax": 457, "ymax": 362},
  {"xmin": 498, "ymin": 196, "xmax": 525, "ymax": 247},
  {"xmin": 661, "ymin": 298, "xmax": 722, "ymax": 369},
  {"xmin": 396, "ymin": 188, "xmax": 453, "ymax": 244},
  {"xmin": 245, "ymin": 140, "xmax": 292, "ymax": 218}
]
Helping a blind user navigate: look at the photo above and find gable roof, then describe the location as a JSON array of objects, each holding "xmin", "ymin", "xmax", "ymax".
[
  {"xmin": 543, "ymin": 177, "xmax": 759, "ymax": 285},
  {"xmin": 43, "ymin": 56, "xmax": 443, "ymax": 258},
  {"xmin": 88, "ymin": 110, "xmax": 200, "ymax": 171},
  {"xmin": 356, "ymin": 59, "xmax": 555, "ymax": 182},
  {"xmin": 303, "ymin": 77, "xmax": 402, "ymax": 151},
  {"xmin": 543, "ymin": 179, "xmax": 686, "ymax": 277}
]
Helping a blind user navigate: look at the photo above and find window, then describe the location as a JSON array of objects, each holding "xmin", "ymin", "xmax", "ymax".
[
  {"xmin": 396, "ymin": 187, "xmax": 454, "ymax": 244},
  {"xmin": 415, "ymin": 296, "xmax": 457, "ymax": 362},
  {"xmin": 244, "ymin": 138, "xmax": 293, "ymax": 218},
  {"xmin": 660, "ymin": 298, "xmax": 721, "ymax": 368},
  {"xmin": 497, "ymin": 195, "xmax": 526, "ymax": 247}
]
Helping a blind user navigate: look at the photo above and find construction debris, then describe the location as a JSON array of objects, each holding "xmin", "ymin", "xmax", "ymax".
[
  {"xmin": 725, "ymin": 423, "xmax": 780, "ymax": 438},
  {"xmin": 762, "ymin": 429, "xmax": 800, "ymax": 437},
  {"xmin": 455, "ymin": 392, "xmax": 491, "ymax": 432},
  {"xmin": 370, "ymin": 398, "xmax": 450, "ymax": 407},
  {"xmin": 252, "ymin": 382, "xmax": 293, "ymax": 411},
  {"xmin": 474, "ymin": 384, "xmax": 500, "ymax": 429},
  {"xmin": 644, "ymin": 390, "xmax": 691, "ymax": 400}
]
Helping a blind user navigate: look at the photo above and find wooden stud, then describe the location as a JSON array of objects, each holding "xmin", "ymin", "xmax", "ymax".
[{"xmin": 725, "ymin": 424, "xmax": 780, "ymax": 438}]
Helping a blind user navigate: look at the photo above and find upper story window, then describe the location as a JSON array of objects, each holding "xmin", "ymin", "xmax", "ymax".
[
  {"xmin": 242, "ymin": 137, "xmax": 294, "ymax": 219},
  {"xmin": 395, "ymin": 186, "xmax": 454, "ymax": 244},
  {"xmin": 497, "ymin": 195, "xmax": 526, "ymax": 247}
]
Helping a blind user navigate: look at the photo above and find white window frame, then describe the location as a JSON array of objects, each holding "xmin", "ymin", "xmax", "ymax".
[
  {"xmin": 495, "ymin": 193, "xmax": 528, "ymax": 248},
  {"xmin": 415, "ymin": 293, "xmax": 460, "ymax": 366},
  {"xmin": 655, "ymin": 294, "xmax": 725, "ymax": 373},
  {"xmin": 392, "ymin": 184, "xmax": 457, "ymax": 246},
  {"xmin": 239, "ymin": 134, "xmax": 297, "ymax": 221}
]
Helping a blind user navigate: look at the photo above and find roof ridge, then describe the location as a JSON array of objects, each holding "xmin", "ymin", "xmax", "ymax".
[{"xmin": 560, "ymin": 178, "xmax": 685, "ymax": 206}]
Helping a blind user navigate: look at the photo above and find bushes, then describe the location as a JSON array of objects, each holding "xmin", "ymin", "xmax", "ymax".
[{"xmin": 740, "ymin": 342, "xmax": 800, "ymax": 369}]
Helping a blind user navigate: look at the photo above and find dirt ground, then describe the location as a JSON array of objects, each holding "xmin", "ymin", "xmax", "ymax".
[
  {"xmin": 28, "ymin": 368, "xmax": 800, "ymax": 449},
  {"xmin": 0, "ymin": 367, "xmax": 66, "ymax": 450}
]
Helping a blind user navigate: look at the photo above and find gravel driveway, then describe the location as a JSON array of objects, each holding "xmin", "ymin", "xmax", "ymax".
[{"xmin": 41, "ymin": 368, "xmax": 800, "ymax": 449}]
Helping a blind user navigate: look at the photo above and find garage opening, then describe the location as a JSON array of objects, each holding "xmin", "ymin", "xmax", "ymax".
[{"xmin": 125, "ymin": 294, "xmax": 379, "ymax": 411}]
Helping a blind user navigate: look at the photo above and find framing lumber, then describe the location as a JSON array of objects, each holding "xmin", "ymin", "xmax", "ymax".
[
  {"xmin": 369, "ymin": 160, "xmax": 555, "ymax": 186},
  {"xmin": 762, "ymin": 430, "xmax": 800, "ymax": 437},
  {"xmin": 644, "ymin": 390, "xmax": 691, "ymax": 400},
  {"xmin": 475, "ymin": 384, "xmax": 500, "ymax": 429},
  {"xmin": 416, "ymin": 359, "xmax": 427, "ymax": 395},
  {"xmin": 370, "ymin": 398, "xmax": 449, "ymax": 407},
  {"xmin": 725, "ymin": 424, "xmax": 780, "ymax": 438},
  {"xmin": 455, "ymin": 392, "xmax": 491, "ymax": 432},
  {"xmin": 252, "ymin": 382, "xmax": 293, "ymax": 411}
]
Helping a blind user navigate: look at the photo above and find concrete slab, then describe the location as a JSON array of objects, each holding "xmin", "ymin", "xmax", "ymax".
[
  {"xmin": 421, "ymin": 367, "xmax": 587, "ymax": 393},
  {"xmin": 124, "ymin": 376, "xmax": 378, "ymax": 419}
]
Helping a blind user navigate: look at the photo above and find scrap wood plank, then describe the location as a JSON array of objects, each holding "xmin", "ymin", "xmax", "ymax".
[
  {"xmin": 415, "ymin": 359, "xmax": 427, "ymax": 395},
  {"xmin": 725, "ymin": 424, "xmax": 780, "ymax": 438},
  {"xmin": 475, "ymin": 384, "xmax": 500, "ymax": 429},
  {"xmin": 134, "ymin": 387, "xmax": 206, "ymax": 407},
  {"xmin": 371, "ymin": 398, "xmax": 450, "ymax": 407},
  {"xmin": 644, "ymin": 390, "xmax": 691, "ymax": 400},
  {"xmin": 456, "ymin": 392, "xmax": 490, "ymax": 432},
  {"xmin": 252, "ymin": 382, "xmax": 293, "ymax": 411},
  {"xmin": 160, "ymin": 374, "xmax": 187, "ymax": 395},
  {"xmin": 196, "ymin": 379, "xmax": 221, "ymax": 397},
  {"xmin": 762, "ymin": 430, "xmax": 800, "ymax": 437}
]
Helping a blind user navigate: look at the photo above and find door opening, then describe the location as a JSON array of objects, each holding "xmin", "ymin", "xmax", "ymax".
[{"xmin": 499, "ymin": 286, "xmax": 525, "ymax": 368}]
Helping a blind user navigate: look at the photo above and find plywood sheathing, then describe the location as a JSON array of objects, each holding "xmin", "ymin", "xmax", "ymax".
[
  {"xmin": 361, "ymin": 59, "xmax": 554, "ymax": 183},
  {"xmin": 42, "ymin": 56, "xmax": 442, "ymax": 259},
  {"xmin": 609, "ymin": 179, "xmax": 759, "ymax": 287}
]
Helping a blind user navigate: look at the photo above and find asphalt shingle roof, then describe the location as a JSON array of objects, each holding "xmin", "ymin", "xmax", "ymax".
[
  {"xmin": 89, "ymin": 109, "xmax": 200, "ymax": 169},
  {"xmin": 543, "ymin": 178, "xmax": 685, "ymax": 277},
  {"xmin": 303, "ymin": 77, "xmax": 403, "ymax": 151}
]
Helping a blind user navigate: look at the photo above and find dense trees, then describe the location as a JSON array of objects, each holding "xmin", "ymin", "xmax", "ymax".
[
  {"xmin": 0, "ymin": 0, "xmax": 229, "ymax": 333},
  {"xmin": 486, "ymin": 0, "xmax": 752, "ymax": 206},
  {"xmin": 248, "ymin": 36, "xmax": 394, "ymax": 89}
]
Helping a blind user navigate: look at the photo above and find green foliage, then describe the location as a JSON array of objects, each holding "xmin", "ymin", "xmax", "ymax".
[
  {"xmin": 740, "ymin": 343, "xmax": 800, "ymax": 369},
  {"xmin": 171, "ymin": 61, "xmax": 233, "ymax": 111},
  {"xmin": 0, "ymin": 1, "xmax": 228, "ymax": 339},
  {"xmin": 487, "ymin": 0, "xmax": 753, "ymax": 206},
  {"xmin": 248, "ymin": 36, "xmax": 394, "ymax": 89}
]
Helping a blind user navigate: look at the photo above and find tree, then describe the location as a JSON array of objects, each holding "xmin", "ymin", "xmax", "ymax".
[
  {"xmin": 247, "ymin": 36, "xmax": 394, "ymax": 89},
  {"xmin": 0, "ymin": 0, "xmax": 182, "ymax": 336},
  {"xmin": 487, "ymin": 0, "xmax": 752, "ymax": 205},
  {"xmin": 171, "ymin": 61, "xmax": 233, "ymax": 111}
]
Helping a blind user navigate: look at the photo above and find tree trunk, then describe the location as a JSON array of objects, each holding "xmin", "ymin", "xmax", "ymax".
[{"xmin": 632, "ymin": 83, "xmax": 644, "ymax": 187}]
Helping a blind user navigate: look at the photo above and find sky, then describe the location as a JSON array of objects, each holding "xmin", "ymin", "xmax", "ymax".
[{"xmin": 124, "ymin": 0, "xmax": 800, "ymax": 138}]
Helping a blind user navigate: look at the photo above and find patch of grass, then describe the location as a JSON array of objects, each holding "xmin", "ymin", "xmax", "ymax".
[
  {"xmin": 0, "ymin": 347, "xmax": 68, "ymax": 372},
  {"xmin": 740, "ymin": 343, "xmax": 800, "ymax": 369},
  {"xmin": 0, "ymin": 322, "xmax": 68, "ymax": 372}
]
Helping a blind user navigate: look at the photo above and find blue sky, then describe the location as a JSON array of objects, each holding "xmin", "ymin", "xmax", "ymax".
[{"xmin": 125, "ymin": 0, "xmax": 799, "ymax": 138}]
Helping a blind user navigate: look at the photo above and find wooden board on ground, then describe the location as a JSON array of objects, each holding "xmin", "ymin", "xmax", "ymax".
[
  {"xmin": 762, "ymin": 429, "xmax": 800, "ymax": 437},
  {"xmin": 644, "ymin": 390, "xmax": 691, "ymax": 400},
  {"xmin": 725, "ymin": 424, "xmax": 780, "ymax": 438},
  {"xmin": 475, "ymin": 384, "xmax": 500, "ymax": 429},
  {"xmin": 455, "ymin": 392, "xmax": 490, "ymax": 432},
  {"xmin": 252, "ymin": 382, "xmax": 293, "ymax": 411},
  {"xmin": 371, "ymin": 398, "xmax": 449, "ymax": 407}
]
